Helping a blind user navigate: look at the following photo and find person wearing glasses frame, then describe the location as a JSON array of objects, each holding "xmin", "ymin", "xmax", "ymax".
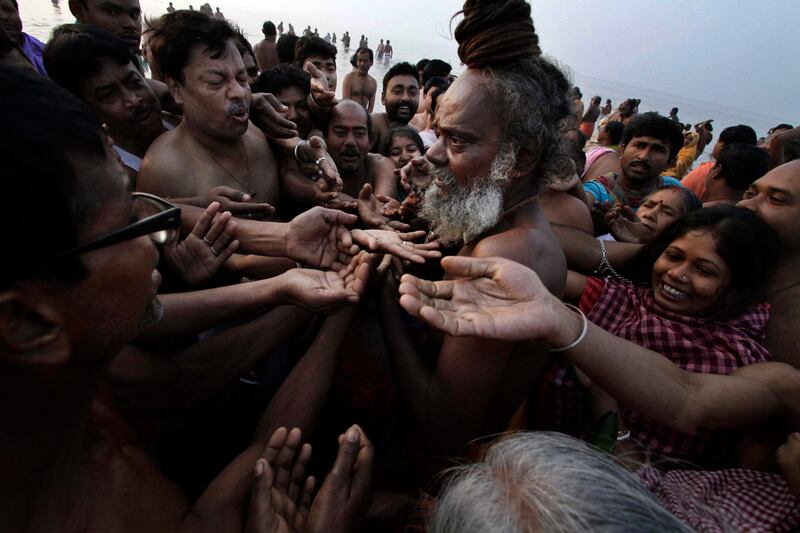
[{"xmin": 0, "ymin": 67, "xmax": 435, "ymax": 532}]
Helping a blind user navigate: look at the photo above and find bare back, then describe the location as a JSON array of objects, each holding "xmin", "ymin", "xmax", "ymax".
[{"xmin": 253, "ymin": 39, "xmax": 278, "ymax": 71}]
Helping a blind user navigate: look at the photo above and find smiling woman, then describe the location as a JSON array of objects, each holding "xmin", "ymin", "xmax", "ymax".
[{"xmin": 534, "ymin": 204, "xmax": 781, "ymax": 463}]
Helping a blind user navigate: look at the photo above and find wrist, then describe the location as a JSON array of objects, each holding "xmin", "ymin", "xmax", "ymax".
[{"xmin": 547, "ymin": 303, "xmax": 586, "ymax": 349}]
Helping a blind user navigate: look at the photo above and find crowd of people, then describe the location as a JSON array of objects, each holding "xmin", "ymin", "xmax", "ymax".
[{"xmin": 2, "ymin": 0, "xmax": 800, "ymax": 530}]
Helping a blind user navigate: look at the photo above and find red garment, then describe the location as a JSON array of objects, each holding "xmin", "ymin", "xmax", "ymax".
[
  {"xmin": 637, "ymin": 465, "xmax": 800, "ymax": 532},
  {"xmin": 534, "ymin": 278, "xmax": 771, "ymax": 464}
]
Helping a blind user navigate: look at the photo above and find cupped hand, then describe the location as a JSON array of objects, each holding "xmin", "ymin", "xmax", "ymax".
[
  {"xmin": 307, "ymin": 425, "xmax": 374, "ymax": 533},
  {"xmin": 605, "ymin": 204, "xmax": 653, "ymax": 243},
  {"xmin": 398, "ymin": 256, "xmax": 565, "ymax": 342},
  {"xmin": 279, "ymin": 252, "xmax": 371, "ymax": 311},
  {"xmin": 357, "ymin": 184, "xmax": 410, "ymax": 231},
  {"xmin": 203, "ymin": 186, "xmax": 274, "ymax": 220},
  {"xmin": 286, "ymin": 207, "xmax": 360, "ymax": 270},
  {"xmin": 396, "ymin": 156, "xmax": 433, "ymax": 194}
]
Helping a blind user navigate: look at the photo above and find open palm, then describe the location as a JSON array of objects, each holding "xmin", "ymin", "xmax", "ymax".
[{"xmin": 398, "ymin": 256, "xmax": 562, "ymax": 342}]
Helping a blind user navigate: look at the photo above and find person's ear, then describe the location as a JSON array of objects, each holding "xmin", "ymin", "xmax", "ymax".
[
  {"xmin": 708, "ymin": 163, "xmax": 722, "ymax": 181},
  {"xmin": 511, "ymin": 147, "xmax": 541, "ymax": 178},
  {"xmin": 166, "ymin": 76, "xmax": 184, "ymax": 106},
  {"xmin": 0, "ymin": 289, "xmax": 69, "ymax": 365},
  {"xmin": 381, "ymin": 91, "xmax": 386, "ymax": 106}
]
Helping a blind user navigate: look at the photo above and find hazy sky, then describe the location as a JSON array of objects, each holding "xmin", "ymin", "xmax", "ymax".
[{"xmin": 23, "ymin": 0, "xmax": 799, "ymax": 122}]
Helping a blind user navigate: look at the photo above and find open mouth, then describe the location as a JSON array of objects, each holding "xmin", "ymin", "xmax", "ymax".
[{"xmin": 659, "ymin": 281, "xmax": 688, "ymax": 302}]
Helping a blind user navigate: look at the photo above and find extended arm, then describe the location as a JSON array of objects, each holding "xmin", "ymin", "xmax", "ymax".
[{"xmin": 552, "ymin": 224, "xmax": 642, "ymax": 273}]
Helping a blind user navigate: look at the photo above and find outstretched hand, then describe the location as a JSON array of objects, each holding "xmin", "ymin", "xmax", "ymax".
[
  {"xmin": 357, "ymin": 184, "xmax": 410, "ymax": 231},
  {"xmin": 398, "ymin": 256, "xmax": 564, "ymax": 341},
  {"xmin": 351, "ymin": 229, "xmax": 441, "ymax": 264},
  {"xmin": 396, "ymin": 156, "xmax": 433, "ymax": 195},
  {"xmin": 279, "ymin": 252, "xmax": 372, "ymax": 312},
  {"xmin": 296, "ymin": 136, "xmax": 343, "ymax": 191},
  {"xmin": 203, "ymin": 186, "xmax": 275, "ymax": 220},
  {"xmin": 247, "ymin": 427, "xmax": 315, "ymax": 533},
  {"xmin": 605, "ymin": 204, "xmax": 653, "ymax": 243},
  {"xmin": 285, "ymin": 207, "xmax": 360, "ymax": 270},
  {"xmin": 163, "ymin": 202, "xmax": 238, "ymax": 285},
  {"xmin": 304, "ymin": 62, "xmax": 338, "ymax": 109},
  {"xmin": 251, "ymin": 92, "xmax": 300, "ymax": 140},
  {"xmin": 307, "ymin": 425, "xmax": 374, "ymax": 533}
]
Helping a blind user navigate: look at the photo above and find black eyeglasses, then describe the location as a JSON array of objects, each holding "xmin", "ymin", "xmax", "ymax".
[{"xmin": 53, "ymin": 192, "xmax": 181, "ymax": 258}]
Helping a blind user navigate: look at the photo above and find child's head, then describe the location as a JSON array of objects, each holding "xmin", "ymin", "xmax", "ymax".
[{"xmin": 385, "ymin": 126, "xmax": 424, "ymax": 168}]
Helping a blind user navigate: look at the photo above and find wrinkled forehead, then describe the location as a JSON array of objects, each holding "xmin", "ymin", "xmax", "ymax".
[
  {"xmin": 185, "ymin": 38, "xmax": 243, "ymax": 75},
  {"xmin": 436, "ymin": 71, "xmax": 500, "ymax": 136}
]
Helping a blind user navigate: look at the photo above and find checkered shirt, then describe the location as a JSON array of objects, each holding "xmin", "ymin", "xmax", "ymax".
[
  {"xmin": 638, "ymin": 465, "xmax": 800, "ymax": 532},
  {"xmin": 533, "ymin": 277, "xmax": 771, "ymax": 463}
]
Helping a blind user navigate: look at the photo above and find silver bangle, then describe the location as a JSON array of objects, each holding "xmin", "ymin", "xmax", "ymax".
[
  {"xmin": 593, "ymin": 239, "xmax": 631, "ymax": 283},
  {"xmin": 549, "ymin": 303, "xmax": 588, "ymax": 352}
]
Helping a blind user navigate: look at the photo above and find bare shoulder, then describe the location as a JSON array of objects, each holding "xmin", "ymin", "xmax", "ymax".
[
  {"xmin": 137, "ymin": 128, "xmax": 186, "ymax": 194},
  {"xmin": 540, "ymin": 190, "xmax": 593, "ymax": 234},
  {"xmin": 367, "ymin": 75, "xmax": 377, "ymax": 89},
  {"xmin": 764, "ymin": 286, "xmax": 800, "ymax": 368}
]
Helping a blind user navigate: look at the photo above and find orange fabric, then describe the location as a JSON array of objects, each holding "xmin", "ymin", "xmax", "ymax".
[
  {"xmin": 682, "ymin": 160, "xmax": 713, "ymax": 199},
  {"xmin": 579, "ymin": 121, "xmax": 595, "ymax": 139}
]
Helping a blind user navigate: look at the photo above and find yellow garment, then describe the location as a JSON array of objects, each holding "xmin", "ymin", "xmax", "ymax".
[{"xmin": 663, "ymin": 132, "xmax": 699, "ymax": 179}]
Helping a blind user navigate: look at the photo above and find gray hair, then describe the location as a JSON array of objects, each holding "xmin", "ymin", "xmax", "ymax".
[
  {"xmin": 430, "ymin": 432, "xmax": 692, "ymax": 533},
  {"xmin": 481, "ymin": 57, "xmax": 575, "ymax": 189}
]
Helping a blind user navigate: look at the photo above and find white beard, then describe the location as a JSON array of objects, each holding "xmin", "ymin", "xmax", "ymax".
[{"xmin": 420, "ymin": 147, "xmax": 516, "ymax": 246}]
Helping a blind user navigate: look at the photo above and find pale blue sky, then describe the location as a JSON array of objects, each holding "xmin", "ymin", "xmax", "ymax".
[{"xmin": 23, "ymin": 0, "xmax": 798, "ymax": 123}]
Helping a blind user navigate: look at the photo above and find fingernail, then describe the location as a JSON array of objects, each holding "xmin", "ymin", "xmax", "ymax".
[
  {"xmin": 255, "ymin": 459, "xmax": 265, "ymax": 477},
  {"xmin": 243, "ymin": 194, "xmax": 251, "ymax": 201},
  {"xmin": 347, "ymin": 427, "xmax": 359, "ymax": 442}
]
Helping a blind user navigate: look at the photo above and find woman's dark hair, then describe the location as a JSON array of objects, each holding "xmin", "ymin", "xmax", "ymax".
[
  {"xmin": 626, "ymin": 205, "xmax": 780, "ymax": 316},
  {"xmin": 384, "ymin": 126, "xmax": 424, "ymax": 157}
]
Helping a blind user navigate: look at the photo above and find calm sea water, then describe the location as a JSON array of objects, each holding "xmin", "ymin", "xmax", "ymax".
[{"xmin": 23, "ymin": 0, "xmax": 785, "ymax": 160}]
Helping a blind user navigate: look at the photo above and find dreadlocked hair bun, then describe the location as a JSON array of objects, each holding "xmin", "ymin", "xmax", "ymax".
[{"xmin": 454, "ymin": 0, "xmax": 541, "ymax": 69}]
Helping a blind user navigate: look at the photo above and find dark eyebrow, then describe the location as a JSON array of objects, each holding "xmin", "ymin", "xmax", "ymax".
[
  {"xmin": 767, "ymin": 186, "xmax": 792, "ymax": 196},
  {"xmin": 437, "ymin": 124, "xmax": 479, "ymax": 141}
]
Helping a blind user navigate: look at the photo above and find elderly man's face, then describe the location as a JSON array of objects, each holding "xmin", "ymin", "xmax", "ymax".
[
  {"xmin": 171, "ymin": 39, "xmax": 251, "ymax": 141},
  {"xmin": 425, "ymin": 71, "xmax": 503, "ymax": 189},
  {"xmin": 420, "ymin": 70, "xmax": 516, "ymax": 245},
  {"xmin": 326, "ymin": 101, "xmax": 370, "ymax": 174},
  {"xmin": 69, "ymin": 0, "xmax": 142, "ymax": 53},
  {"xmin": 79, "ymin": 59, "xmax": 163, "ymax": 142}
]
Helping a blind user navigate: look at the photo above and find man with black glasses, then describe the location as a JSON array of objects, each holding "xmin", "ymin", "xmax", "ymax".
[{"xmin": 0, "ymin": 65, "xmax": 394, "ymax": 531}]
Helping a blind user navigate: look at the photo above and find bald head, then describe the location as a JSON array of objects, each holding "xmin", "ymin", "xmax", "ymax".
[{"xmin": 326, "ymin": 99, "xmax": 372, "ymax": 174}]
